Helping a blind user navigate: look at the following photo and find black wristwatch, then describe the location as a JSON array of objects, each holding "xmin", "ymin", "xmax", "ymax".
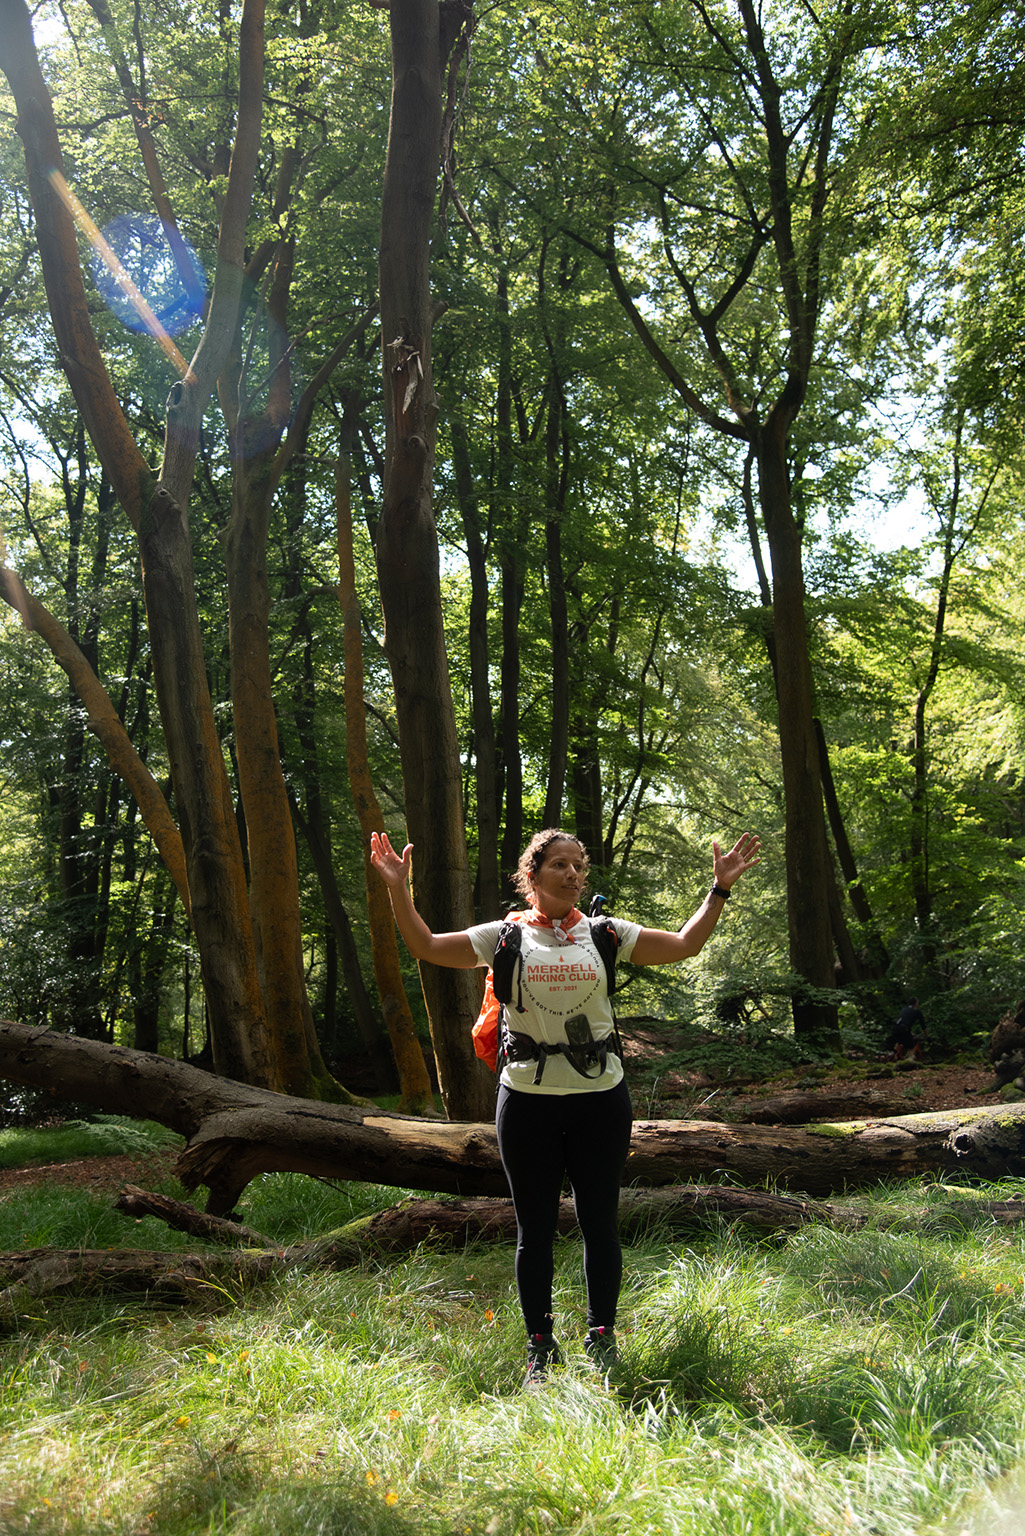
[{"xmin": 711, "ymin": 884, "xmax": 731, "ymax": 900}]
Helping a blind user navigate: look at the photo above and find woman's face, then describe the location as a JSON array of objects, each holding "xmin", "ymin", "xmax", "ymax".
[{"xmin": 529, "ymin": 838, "xmax": 588, "ymax": 916}]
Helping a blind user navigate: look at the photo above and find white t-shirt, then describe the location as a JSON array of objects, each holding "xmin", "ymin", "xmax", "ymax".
[{"xmin": 467, "ymin": 912, "xmax": 641, "ymax": 1096}]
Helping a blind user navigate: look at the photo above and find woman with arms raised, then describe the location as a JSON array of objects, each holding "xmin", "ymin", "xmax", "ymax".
[{"xmin": 370, "ymin": 826, "xmax": 760, "ymax": 1387}]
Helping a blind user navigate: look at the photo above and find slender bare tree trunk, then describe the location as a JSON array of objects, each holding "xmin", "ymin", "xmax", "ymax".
[
  {"xmin": 338, "ymin": 458, "xmax": 435, "ymax": 1113},
  {"xmin": 375, "ymin": 0, "xmax": 491, "ymax": 1119},
  {"xmin": 494, "ymin": 267, "xmax": 525, "ymax": 895},
  {"xmin": 541, "ymin": 365, "xmax": 570, "ymax": 831},
  {"xmin": 0, "ymin": 568, "xmax": 191, "ymax": 917},
  {"xmin": 755, "ymin": 419, "xmax": 838, "ymax": 1041},
  {"xmin": 449, "ymin": 414, "xmax": 502, "ymax": 919}
]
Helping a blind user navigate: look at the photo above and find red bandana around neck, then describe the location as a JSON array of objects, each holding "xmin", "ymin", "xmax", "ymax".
[{"xmin": 526, "ymin": 905, "xmax": 584, "ymax": 942}]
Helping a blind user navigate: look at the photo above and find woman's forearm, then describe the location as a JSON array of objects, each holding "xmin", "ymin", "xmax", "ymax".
[
  {"xmin": 386, "ymin": 882, "xmax": 479, "ymax": 968},
  {"xmin": 386, "ymin": 881, "xmax": 434, "ymax": 960},
  {"xmin": 630, "ymin": 887, "xmax": 728, "ymax": 966}
]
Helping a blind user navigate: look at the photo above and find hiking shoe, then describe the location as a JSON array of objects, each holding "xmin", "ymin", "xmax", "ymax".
[
  {"xmin": 524, "ymin": 1332, "xmax": 561, "ymax": 1388},
  {"xmin": 583, "ymin": 1325, "xmax": 618, "ymax": 1370}
]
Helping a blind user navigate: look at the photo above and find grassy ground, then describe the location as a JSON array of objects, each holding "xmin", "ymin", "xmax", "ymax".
[
  {"xmin": 1, "ymin": 1126, "xmax": 1025, "ymax": 1534},
  {"xmin": 0, "ymin": 1117, "xmax": 182, "ymax": 1171}
]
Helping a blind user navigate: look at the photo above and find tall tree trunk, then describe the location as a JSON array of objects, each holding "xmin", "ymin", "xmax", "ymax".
[
  {"xmin": 0, "ymin": 568, "xmax": 192, "ymax": 916},
  {"xmin": 907, "ymin": 412, "xmax": 995, "ymax": 974},
  {"xmin": 583, "ymin": 3, "xmax": 858, "ymax": 1044},
  {"xmin": 338, "ymin": 456, "xmax": 434, "ymax": 1113},
  {"xmin": 217, "ymin": 207, "xmax": 344, "ymax": 1100},
  {"xmin": 571, "ymin": 733, "xmax": 604, "ymax": 860},
  {"xmin": 450, "ymin": 414, "xmax": 502, "ymax": 918},
  {"xmin": 289, "ymin": 787, "xmax": 396, "ymax": 1093},
  {"xmin": 131, "ymin": 872, "xmax": 177, "ymax": 1054},
  {"xmin": 909, "ymin": 527, "xmax": 958, "ymax": 966},
  {"xmin": 375, "ymin": 0, "xmax": 490, "ymax": 1120},
  {"xmin": 279, "ymin": 443, "xmax": 389, "ymax": 1091},
  {"xmin": 288, "ymin": 634, "xmax": 392, "ymax": 1092},
  {"xmin": 224, "ymin": 447, "xmax": 328, "ymax": 1098},
  {"xmin": 144, "ymin": 15, "xmax": 281, "ymax": 1092},
  {"xmin": 498, "ymin": 549, "xmax": 525, "ymax": 892},
  {"xmin": 747, "ymin": 452, "xmax": 876, "ymax": 990},
  {"xmin": 493, "ymin": 266, "xmax": 525, "ymax": 895},
  {"xmin": 0, "ymin": 0, "xmax": 287, "ymax": 1086},
  {"xmin": 141, "ymin": 475, "xmax": 278, "ymax": 1085},
  {"xmin": 541, "ymin": 366, "xmax": 570, "ymax": 830},
  {"xmin": 756, "ymin": 419, "xmax": 838, "ymax": 1041}
]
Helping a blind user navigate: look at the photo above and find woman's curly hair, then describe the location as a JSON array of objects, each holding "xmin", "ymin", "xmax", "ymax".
[{"xmin": 513, "ymin": 828, "xmax": 590, "ymax": 902}]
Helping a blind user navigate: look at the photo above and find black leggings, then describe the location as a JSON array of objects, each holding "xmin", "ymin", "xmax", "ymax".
[{"xmin": 495, "ymin": 1078, "xmax": 633, "ymax": 1336}]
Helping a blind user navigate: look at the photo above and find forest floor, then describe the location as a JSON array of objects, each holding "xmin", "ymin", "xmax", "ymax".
[
  {"xmin": 628, "ymin": 1033, "xmax": 1005, "ymax": 1120},
  {"xmin": 0, "ymin": 1052, "xmax": 1007, "ymax": 1197},
  {"xmin": 726, "ymin": 1057, "xmax": 1003, "ymax": 1114},
  {"xmin": 0, "ymin": 1147, "xmax": 180, "ymax": 1195}
]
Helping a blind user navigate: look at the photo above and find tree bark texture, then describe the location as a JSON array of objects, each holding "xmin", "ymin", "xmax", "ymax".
[
  {"xmin": 215, "ymin": 213, "xmax": 339, "ymax": 1100},
  {"xmin": 755, "ymin": 421, "xmax": 838, "ymax": 1040},
  {"xmin": 909, "ymin": 432, "xmax": 964, "ymax": 961},
  {"xmin": 733, "ymin": 1088, "xmax": 907, "ymax": 1125},
  {"xmin": 541, "ymin": 359, "xmax": 570, "ymax": 832},
  {"xmin": 3, "ymin": 1023, "xmax": 1025, "ymax": 1217},
  {"xmin": 140, "ymin": 485, "xmax": 277, "ymax": 1088},
  {"xmin": 106, "ymin": 1186, "xmax": 1025, "ymax": 1247},
  {"xmin": 1, "ymin": 1186, "xmax": 815, "ymax": 1323},
  {"xmin": 498, "ymin": 546, "xmax": 525, "ymax": 891},
  {"xmin": 140, "ymin": 0, "xmax": 287, "ymax": 1092},
  {"xmin": 449, "ymin": 413, "xmax": 502, "ymax": 919},
  {"xmin": 375, "ymin": 0, "xmax": 491, "ymax": 1120},
  {"xmin": 290, "ymin": 790, "xmax": 395, "ymax": 1092},
  {"xmin": 813, "ymin": 718, "xmax": 885, "ymax": 947},
  {"xmin": 224, "ymin": 444, "xmax": 322, "ymax": 1098},
  {"xmin": 337, "ymin": 458, "xmax": 435, "ymax": 1113},
  {"xmin": 493, "ymin": 264, "xmax": 526, "ymax": 895}
]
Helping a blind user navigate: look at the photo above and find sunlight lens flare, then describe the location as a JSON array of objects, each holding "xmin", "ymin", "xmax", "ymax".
[{"xmin": 47, "ymin": 170, "xmax": 202, "ymax": 375}]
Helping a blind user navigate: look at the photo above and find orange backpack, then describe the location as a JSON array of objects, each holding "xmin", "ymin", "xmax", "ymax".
[
  {"xmin": 471, "ymin": 913, "xmax": 524, "ymax": 1071},
  {"xmin": 471, "ymin": 969, "xmax": 502, "ymax": 1072}
]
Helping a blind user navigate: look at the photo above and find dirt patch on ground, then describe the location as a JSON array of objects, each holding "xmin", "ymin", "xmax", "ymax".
[
  {"xmin": 0, "ymin": 1149, "xmax": 179, "ymax": 1195},
  {"xmin": 752, "ymin": 1061, "xmax": 1003, "ymax": 1111}
]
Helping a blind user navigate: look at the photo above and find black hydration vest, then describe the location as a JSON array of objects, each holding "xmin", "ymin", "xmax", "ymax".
[{"xmin": 492, "ymin": 905, "xmax": 624, "ymax": 1084}]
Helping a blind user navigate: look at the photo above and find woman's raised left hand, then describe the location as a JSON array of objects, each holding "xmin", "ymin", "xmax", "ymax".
[{"xmin": 712, "ymin": 833, "xmax": 761, "ymax": 891}]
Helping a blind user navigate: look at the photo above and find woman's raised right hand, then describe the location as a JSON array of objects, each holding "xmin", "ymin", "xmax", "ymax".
[{"xmin": 369, "ymin": 831, "xmax": 413, "ymax": 888}]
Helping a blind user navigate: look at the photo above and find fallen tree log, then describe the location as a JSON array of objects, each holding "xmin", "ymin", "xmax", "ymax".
[
  {"xmin": 734, "ymin": 1088, "xmax": 904, "ymax": 1124},
  {"xmin": 115, "ymin": 1181, "xmax": 826, "ymax": 1243},
  {"xmin": 0, "ymin": 1245, "xmax": 285, "ymax": 1323},
  {"xmin": 1, "ymin": 1184, "xmax": 817, "ymax": 1321},
  {"xmin": 114, "ymin": 1184, "xmax": 1025, "ymax": 1249},
  {"xmin": 6, "ymin": 1181, "xmax": 1025, "ymax": 1319},
  {"xmin": 2, "ymin": 1021, "xmax": 1024, "ymax": 1212}
]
